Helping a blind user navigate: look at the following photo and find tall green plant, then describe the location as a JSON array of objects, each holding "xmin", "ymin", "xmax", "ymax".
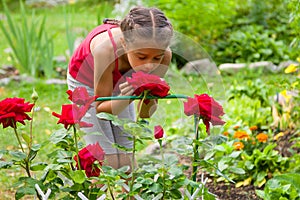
[
  {"xmin": 64, "ymin": 4, "xmax": 77, "ymax": 58},
  {"xmin": 0, "ymin": 0, "xmax": 54, "ymax": 78}
]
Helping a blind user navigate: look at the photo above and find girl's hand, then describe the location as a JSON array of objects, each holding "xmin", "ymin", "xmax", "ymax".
[{"xmin": 119, "ymin": 81, "xmax": 135, "ymax": 96}]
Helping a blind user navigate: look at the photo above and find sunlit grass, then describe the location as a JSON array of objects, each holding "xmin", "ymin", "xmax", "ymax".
[{"xmin": 0, "ymin": 1, "xmax": 115, "ymax": 67}]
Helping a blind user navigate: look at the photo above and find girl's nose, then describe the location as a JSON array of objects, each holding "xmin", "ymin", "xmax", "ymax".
[{"xmin": 143, "ymin": 63, "xmax": 158, "ymax": 73}]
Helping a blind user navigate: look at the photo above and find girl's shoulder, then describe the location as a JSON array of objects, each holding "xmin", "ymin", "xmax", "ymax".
[{"xmin": 90, "ymin": 26, "xmax": 121, "ymax": 54}]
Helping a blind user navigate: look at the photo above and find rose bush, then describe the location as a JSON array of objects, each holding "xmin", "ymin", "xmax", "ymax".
[{"xmin": 0, "ymin": 73, "xmax": 226, "ymax": 199}]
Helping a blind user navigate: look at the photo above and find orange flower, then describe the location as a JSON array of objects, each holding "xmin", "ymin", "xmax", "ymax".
[
  {"xmin": 233, "ymin": 141, "xmax": 244, "ymax": 150},
  {"xmin": 249, "ymin": 125, "xmax": 258, "ymax": 131},
  {"xmin": 234, "ymin": 130, "xmax": 250, "ymax": 140},
  {"xmin": 233, "ymin": 125, "xmax": 240, "ymax": 130},
  {"xmin": 256, "ymin": 133, "xmax": 268, "ymax": 143},
  {"xmin": 223, "ymin": 131, "xmax": 229, "ymax": 136}
]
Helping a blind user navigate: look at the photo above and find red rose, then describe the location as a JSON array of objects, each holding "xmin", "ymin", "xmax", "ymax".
[
  {"xmin": 183, "ymin": 94, "xmax": 225, "ymax": 133},
  {"xmin": 154, "ymin": 125, "xmax": 164, "ymax": 139},
  {"xmin": 66, "ymin": 87, "xmax": 97, "ymax": 106},
  {"xmin": 126, "ymin": 71, "xmax": 170, "ymax": 97},
  {"xmin": 52, "ymin": 104, "xmax": 93, "ymax": 129},
  {"xmin": 0, "ymin": 97, "xmax": 34, "ymax": 128},
  {"xmin": 74, "ymin": 142, "xmax": 105, "ymax": 177}
]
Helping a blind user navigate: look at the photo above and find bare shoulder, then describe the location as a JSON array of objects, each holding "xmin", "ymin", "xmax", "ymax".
[
  {"xmin": 90, "ymin": 27, "xmax": 122, "ymax": 55},
  {"xmin": 90, "ymin": 32, "xmax": 112, "ymax": 57}
]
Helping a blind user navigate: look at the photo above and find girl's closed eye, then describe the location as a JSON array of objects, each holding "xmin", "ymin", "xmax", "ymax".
[
  {"xmin": 138, "ymin": 56, "xmax": 146, "ymax": 60},
  {"xmin": 154, "ymin": 56, "xmax": 163, "ymax": 60}
]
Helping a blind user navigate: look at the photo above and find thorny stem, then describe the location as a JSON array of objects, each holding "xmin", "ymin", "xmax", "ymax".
[
  {"xmin": 12, "ymin": 121, "xmax": 32, "ymax": 178},
  {"xmin": 129, "ymin": 91, "xmax": 149, "ymax": 197},
  {"xmin": 29, "ymin": 101, "xmax": 37, "ymax": 149},
  {"xmin": 12, "ymin": 121, "xmax": 25, "ymax": 153},
  {"xmin": 73, "ymin": 125, "xmax": 81, "ymax": 170},
  {"xmin": 107, "ymin": 175, "xmax": 115, "ymax": 200},
  {"xmin": 159, "ymin": 140, "xmax": 166, "ymax": 199},
  {"xmin": 25, "ymin": 159, "xmax": 31, "ymax": 178},
  {"xmin": 191, "ymin": 115, "xmax": 200, "ymax": 194}
]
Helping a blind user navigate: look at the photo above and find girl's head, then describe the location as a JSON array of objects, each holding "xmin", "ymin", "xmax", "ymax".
[
  {"xmin": 120, "ymin": 6, "xmax": 173, "ymax": 49},
  {"xmin": 105, "ymin": 7, "xmax": 173, "ymax": 72}
]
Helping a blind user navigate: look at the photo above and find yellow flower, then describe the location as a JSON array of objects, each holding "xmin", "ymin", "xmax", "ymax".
[
  {"xmin": 256, "ymin": 133, "xmax": 268, "ymax": 143},
  {"xmin": 233, "ymin": 142, "xmax": 244, "ymax": 150},
  {"xmin": 284, "ymin": 64, "xmax": 298, "ymax": 73},
  {"xmin": 280, "ymin": 90, "xmax": 292, "ymax": 103},
  {"xmin": 273, "ymin": 132, "xmax": 284, "ymax": 140}
]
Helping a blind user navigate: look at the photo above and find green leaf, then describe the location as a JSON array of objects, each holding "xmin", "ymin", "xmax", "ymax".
[
  {"xmin": 214, "ymin": 145, "xmax": 226, "ymax": 152},
  {"xmin": 57, "ymin": 158, "xmax": 73, "ymax": 163},
  {"xmin": 257, "ymin": 171, "xmax": 267, "ymax": 182},
  {"xmin": 30, "ymin": 162, "xmax": 47, "ymax": 171},
  {"xmin": 31, "ymin": 144, "xmax": 41, "ymax": 151},
  {"xmin": 50, "ymin": 129, "xmax": 68, "ymax": 144},
  {"xmin": 169, "ymin": 166, "xmax": 183, "ymax": 177},
  {"xmin": 255, "ymin": 190, "xmax": 266, "ymax": 199},
  {"xmin": 274, "ymin": 173, "xmax": 300, "ymax": 192},
  {"xmin": 149, "ymin": 183, "xmax": 163, "ymax": 193},
  {"xmin": 132, "ymin": 183, "xmax": 142, "ymax": 191},
  {"xmin": 9, "ymin": 151, "xmax": 26, "ymax": 160},
  {"xmin": 21, "ymin": 133, "xmax": 31, "ymax": 146},
  {"xmin": 45, "ymin": 169, "xmax": 58, "ymax": 182},
  {"xmin": 0, "ymin": 161, "xmax": 13, "ymax": 168},
  {"xmin": 229, "ymin": 151, "xmax": 242, "ymax": 158},
  {"xmin": 245, "ymin": 160, "xmax": 255, "ymax": 170},
  {"xmin": 164, "ymin": 154, "xmax": 178, "ymax": 166},
  {"xmin": 15, "ymin": 186, "xmax": 36, "ymax": 200},
  {"xmin": 229, "ymin": 167, "xmax": 245, "ymax": 175},
  {"xmin": 204, "ymin": 150, "xmax": 215, "ymax": 160},
  {"xmin": 70, "ymin": 170, "xmax": 86, "ymax": 184},
  {"xmin": 218, "ymin": 158, "xmax": 229, "ymax": 172},
  {"xmin": 169, "ymin": 189, "xmax": 182, "ymax": 198}
]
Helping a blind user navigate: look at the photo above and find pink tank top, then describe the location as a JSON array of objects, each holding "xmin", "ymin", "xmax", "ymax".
[{"xmin": 68, "ymin": 23, "xmax": 122, "ymax": 89}]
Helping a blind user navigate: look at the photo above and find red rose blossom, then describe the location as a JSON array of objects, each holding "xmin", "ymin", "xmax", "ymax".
[
  {"xmin": 0, "ymin": 97, "xmax": 34, "ymax": 128},
  {"xmin": 66, "ymin": 87, "xmax": 97, "ymax": 106},
  {"xmin": 74, "ymin": 142, "xmax": 105, "ymax": 177},
  {"xmin": 154, "ymin": 125, "xmax": 164, "ymax": 139},
  {"xmin": 52, "ymin": 104, "xmax": 93, "ymax": 129},
  {"xmin": 126, "ymin": 71, "xmax": 170, "ymax": 97},
  {"xmin": 183, "ymin": 94, "xmax": 225, "ymax": 133}
]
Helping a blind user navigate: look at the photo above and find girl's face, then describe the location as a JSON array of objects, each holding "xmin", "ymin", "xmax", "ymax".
[{"xmin": 126, "ymin": 48, "xmax": 165, "ymax": 73}]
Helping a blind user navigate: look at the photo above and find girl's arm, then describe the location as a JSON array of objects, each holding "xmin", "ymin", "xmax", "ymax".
[{"xmin": 93, "ymin": 43, "xmax": 134, "ymax": 115}]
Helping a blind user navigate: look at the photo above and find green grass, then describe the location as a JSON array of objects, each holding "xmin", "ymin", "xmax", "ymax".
[{"xmin": 0, "ymin": 1, "xmax": 115, "ymax": 67}]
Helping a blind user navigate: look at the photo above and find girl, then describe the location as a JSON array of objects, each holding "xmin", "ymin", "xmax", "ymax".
[{"xmin": 67, "ymin": 6, "xmax": 173, "ymax": 169}]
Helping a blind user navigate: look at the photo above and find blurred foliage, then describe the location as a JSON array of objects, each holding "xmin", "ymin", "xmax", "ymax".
[{"xmin": 143, "ymin": 0, "xmax": 298, "ymax": 65}]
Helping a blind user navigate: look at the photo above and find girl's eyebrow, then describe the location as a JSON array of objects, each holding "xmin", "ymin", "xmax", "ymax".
[{"xmin": 135, "ymin": 52, "xmax": 165, "ymax": 57}]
